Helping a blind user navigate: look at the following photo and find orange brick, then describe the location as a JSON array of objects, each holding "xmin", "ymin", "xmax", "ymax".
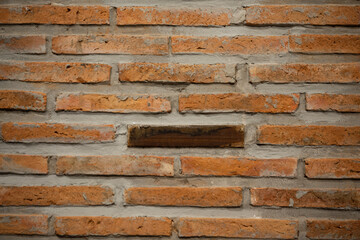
[
  {"xmin": 306, "ymin": 94, "xmax": 360, "ymax": 112},
  {"xmin": 117, "ymin": 7, "xmax": 236, "ymax": 26},
  {"xmin": 0, "ymin": 61, "xmax": 111, "ymax": 83},
  {"xmin": 0, "ymin": 90, "xmax": 46, "ymax": 111},
  {"xmin": 251, "ymin": 188, "xmax": 360, "ymax": 209},
  {"xmin": 0, "ymin": 214, "xmax": 48, "ymax": 235},
  {"xmin": 181, "ymin": 156, "xmax": 297, "ymax": 177},
  {"xmin": 306, "ymin": 219, "xmax": 360, "ymax": 239},
  {"xmin": 0, "ymin": 154, "xmax": 48, "ymax": 174},
  {"xmin": 246, "ymin": 5, "xmax": 360, "ymax": 26},
  {"xmin": 125, "ymin": 187, "xmax": 242, "ymax": 207},
  {"xmin": 52, "ymin": 35, "xmax": 169, "ymax": 55},
  {"xmin": 289, "ymin": 34, "xmax": 360, "ymax": 54},
  {"xmin": 0, "ymin": 186, "xmax": 114, "ymax": 206},
  {"xmin": 119, "ymin": 62, "xmax": 236, "ymax": 83},
  {"xmin": 249, "ymin": 63, "xmax": 360, "ymax": 83},
  {"xmin": 56, "ymin": 155, "xmax": 174, "ymax": 176},
  {"xmin": 178, "ymin": 218, "xmax": 298, "ymax": 239},
  {"xmin": 179, "ymin": 93, "xmax": 299, "ymax": 113},
  {"xmin": 171, "ymin": 35, "xmax": 288, "ymax": 55},
  {"xmin": 55, "ymin": 216, "xmax": 172, "ymax": 236},
  {"xmin": 305, "ymin": 158, "xmax": 360, "ymax": 179},
  {"xmin": 56, "ymin": 94, "xmax": 171, "ymax": 113},
  {"xmin": 1, "ymin": 122, "xmax": 115, "ymax": 143},
  {"xmin": 0, "ymin": 5, "xmax": 109, "ymax": 25},
  {"xmin": 0, "ymin": 35, "xmax": 45, "ymax": 54},
  {"xmin": 258, "ymin": 125, "xmax": 360, "ymax": 146}
]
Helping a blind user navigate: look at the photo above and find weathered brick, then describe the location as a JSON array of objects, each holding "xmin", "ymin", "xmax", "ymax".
[
  {"xmin": 249, "ymin": 63, "xmax": 360, "ymax": 83},
  {"xmin": 0, "ymin": 5, "xmax": 109, "ymax": 25},
  {"xmin": 0, "ymin": 214, "xmax": 48, "ymax": 235},
  {"xmin": 125, "ymin": 187, "xmax": 242, "ymax": 207},
  {"xmin": 251, "ymin": 188, "xmax": 360, "ymax": 209},
  {"xmin": 0, "ymin": 186, "xmax": 114, "ymax": 206},
  {"xmin": 0, "ymin": 61, "xmax": 111, "ymax": 83},
  {"xmin": 178, "ymin": 218, "xmax": 298, "ymax": 239},
  {"xmin": 0, "ymin": 90, "xmax": 46, "ymax": 111},
  {"xmin": 305, "ymin": 158, "xmax": 360, "ymax": 179},
  {"xmin": 0, "ymin": 154, "xmax": 48, "ymax": 174},
  {"xmin": 289, "ymin": 34, "xmax": 360, "ymax": 54},
  {"xmin": 128, "ymin": 125, "xmax": 244, "ymax": 148},
  {"xmin": 306, "ymin": 219, "xmax": 360, "ymax": 239},
  {"xmin": 56, "ymin": 94, "xmax": 171, "ymax": 113},
  {"xmin": 55, "ymin": 216, "xmax": 172, "ymax": 236},
  {"xmin": 171, "ymin": 35, "xmax": 288, "ymax": 55},
  {"xmin": 181, "ymin": 156, "xmax": 297, "ymax": 177},
  {"xmin": 258, "ymin": 125, "xmax": 360, "ymax": 146},
  {"xmin": 1, "ymin": 122, "xmax": 115, "ymax": 143},
  {"xmin": 117, "ymin": 7, "xmax": 237, "ymax": 26},
  {"xmin": 179, "ymin": 93, "xmax": 299, "ymax": 113},
  {"xmin": 306, "ymin": 94, "xmax": 360, "ymax": 112},
  {"xmin": 52, "ymin": 35, "xmax": 169, "ymax": 55},
  {"xmin": 0, "ymin": 36, "xmax": 45, "ymax": 54},
  {"xmin": 119, "ymin": 62, "xmax": 236, "ymax": 83},
  {"xmin": 56, "ymin": 155, "xmax": 174, "ymax": 176},
  {"xmin": 246, "ymin": 5, "xmax": 360, "ymax": 26}
]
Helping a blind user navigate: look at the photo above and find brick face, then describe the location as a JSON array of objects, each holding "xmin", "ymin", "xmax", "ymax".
[
  {"xmin": 125, "ymin": 187, "xmax": 242, "ymax": 207},
  {"xmin": 0, "ymin": 90, "xmax": 46, "ymax": 111},
  {"xmin": 0, "ymin": 214, "xmax": 48, "ymax": 235},
  {"xmin": 178, "ymin": 218, "xmax": 298, "ymax": 239},
  {"xmin": 0, "ymin": 5, "xmax": 109, "ymax": 25},
  {"xmin": 306, "ymin": 219, "xmax": 360, "ymax": 239},
  {"xmin": 306, "ymin": 94, "xmax": 360, "ymax": 112},
  {"xmin": 0, "ymin": 35, "xmax": 45, "ymax": 54},
  {"xmin": 0, "ymin": 154, "xmax": 48, "ymax": 174},
  {"xmin": 305, "ymin": 158, "xmax": 360, "ymax": 179}
]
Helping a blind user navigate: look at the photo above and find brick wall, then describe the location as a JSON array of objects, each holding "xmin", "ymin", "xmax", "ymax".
[{"xmin": 0, "ymin": 0, "xmax": 359, "ymax": 239}]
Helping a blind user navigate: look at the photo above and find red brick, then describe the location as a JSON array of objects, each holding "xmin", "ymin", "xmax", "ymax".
[
  {"xmin": 0, "ymin": 61, "xmax": 111, "ymax": 83},
  {"xmin": 0, "ymin": 214, "xmax": 48, "ymax": 235},
  {"xmin": 181, "ymin": 156, "xmax": 297, "ymax": 177},
  {"xmin": 125, "ymin": 187, "xmax": 242, "ymax": 207},
  {"xmin": 258, "ymin": 125, "xmax": 360, "ymax": 146},
  {"xmin": 0, "ymin": 186, "xmax": 114, "ymax": 206},
  {"xmin": 1, "ymin": 122, "xmax": 115, "ymax": 143},
  {"xmin": 178, "ymin": 218, "xmax": 298, "ymax": 239},
  {"xmin": 0, "ymin": 5, "xmax": 109, "ymax": 25},
  {"xmin": 55, "ymin": 216, "xmax": 172, "ymax": 236},
  {"xmin": 305, "ymin": 158, "xmax": 360, "ymax": 179},
  {"xmin": 246, "ymin": 5, "xmax": 360, "ymax": 26},
  {"xmin": 0, "ymin": 90, "xmax": 46, "ymax": 111},
  {"xmin": 0, "ymin": 154, "xmax": 48, "ymax": 174},
  {"xmin": 249, "ymin": 63, "xmax": 360, "ymax": 83},
  {"xmin": 56, "ymin": 94, "xmax": 171, "ymax": 113},
  {"xmin": 179, "ymin": 93, "xmax": 299, "ymax": 113},
  {"xmin": 306, "ymin": 94, "xmax": 360, "ymax": 112},
  {"xmin": 119, "ymin": 62, "xmax": 236, "ymax": 83},
  {"xmin": 289, "ymin": 34, "xmax": 360, "ymax": 54},
  {"xmin": 306, "ymin": 219, "xmax": 360, "ymax": 239},
  {"xmin": 52, "ymin": 35, "xmax": 169, "ymax": 55},
  {"xmin": 56, "ymin": 155, "xmax": 174, "ymax": 176},
  {"xmin": 117, "ymin": 7, "xmax": 236, "ymax": 26},
  {"xmin": 171, "ymin": 35, "xmax": 288, "ymax": 55},
  {"xmin": 0, "ymin": 36, "xmax": 45, "ymax": 54},
  {"xmin": 251, "ymin": 188, "xmax": 360, "ymax": 209}
]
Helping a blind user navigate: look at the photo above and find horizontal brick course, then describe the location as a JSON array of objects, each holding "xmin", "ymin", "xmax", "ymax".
[
  {"xmin": 0, "ymin": 154, "xmax": 48, "ymax": 174},
  {"xmin": 305, "ymin": 158, "xmax": 360, "ymax": 179},
  {"xmin": 0, "ymin": 35, "xmax": 45, "ymax": 54},
  {"xmin": 306, "ymin": 94, "xmax": 360, "ymax": 112},
  {"xmin": 306, "ymin": 219, "xmax": 360, "ymax": 239},
  {"xmin": 0, "ymin": 90, "xmax": 46, "ymax": 111},
  {"xmin": 0, "ymin": 214, "xmax": 48, "ymax": 235}
]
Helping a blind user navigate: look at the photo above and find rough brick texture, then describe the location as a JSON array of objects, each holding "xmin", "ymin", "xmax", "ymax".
[
  {"xmin": 0, "ymin": 90, "xmax": 46, "ymax": 111},
  {"xmin": 0, "ymin": 186, "xmax": 114, "ymax": 206},
  {"xmin": 55, "ymin": 216, "xmax": 172, "ymax": 236},
  {"xmin": 56, "ymin": 155, "xmax": 174, "ymax": 176},
  {"xmin": 181, "ymin": 156, "xmax": 297, "ymax": 177},
  {"xmin": 305, "ymin": 158, "xmax": 360, "ymax": 179},
  {"xmin": 0, "ymin": 154, "xmax": 48, "ymax": 174},
  {"xmin": 125, "ymin": 187, "xmax": 242, "ymax": 207},
  {"xmin": 0, "ymin": 62, "xmax": 111, "ymax": 83},
  {"xmin": 0, "ymin": 35, "xmax": 45, "ymax": 54},
  {"xmin": 251, "ymin": 188, "xmax": 360, "ymax": 209},
  {"xmin": 306, "ymin": 94, "xmax": 360, "ymax": 112},
  {"xmin": 0, "ymin": 214, "xmax": 48, "ymax": 235},
  {"xmin": 119, "ymin": 63, "xmax": 236, "ymax": 83},
  {"xmin": 306, "ymin": 219, "xmax": 360, "ymax": 239},
  {"xmin": 0, "ymin": 5, "xmax": 109, "ymax": 25},
  {"xmin": 178, "ymin": 218, "xmax": 298, "ymax": 239}
]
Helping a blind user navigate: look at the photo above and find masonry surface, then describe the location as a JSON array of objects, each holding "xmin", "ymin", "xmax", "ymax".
[{"xmin": 0, "ymin": 0, "xmax": 359, "ymax": 239}]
